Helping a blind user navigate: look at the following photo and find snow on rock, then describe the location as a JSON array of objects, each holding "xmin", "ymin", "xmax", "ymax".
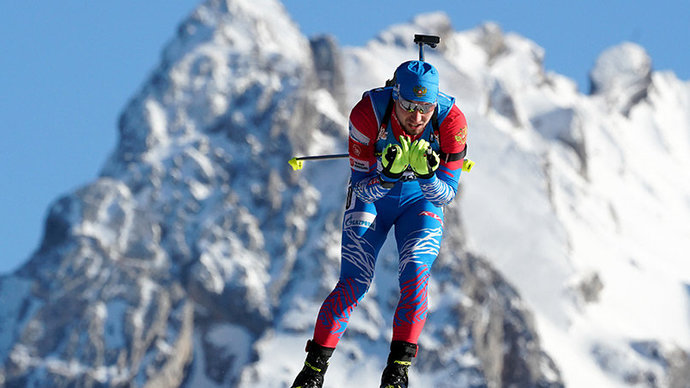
[
  {"xmin": 589, "ymin": 42, "xmax": 653, "ymax": 115},
  {"xmin": 1, "ymin": 4, "xmax": 690, "ymax": 388}
]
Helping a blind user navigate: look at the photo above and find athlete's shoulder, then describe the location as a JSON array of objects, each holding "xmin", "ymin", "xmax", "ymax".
[
  {"xmin": 439, "ymin": 104, "xmax": 467, "ymax": 152},
  {"xmin": 350, "ymin": 93, "xmax": 377, "ymax": 123},
  {"xmin": 349, "ymin": 93, "xmax": 379, "ymax": 146},
  {"xmin": 446, "ymin": 104, "xmax": 467, "ymax": 127}
]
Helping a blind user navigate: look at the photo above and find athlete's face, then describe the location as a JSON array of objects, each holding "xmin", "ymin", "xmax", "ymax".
[{"xmin": 394, "ymin": 98, "xmax": 436, "ymax": 136}]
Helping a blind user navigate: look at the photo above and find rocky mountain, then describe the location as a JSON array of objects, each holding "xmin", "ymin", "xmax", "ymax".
[{"xmin": 1, "ymin": 0, "xmax": 689, "ymax": 387}]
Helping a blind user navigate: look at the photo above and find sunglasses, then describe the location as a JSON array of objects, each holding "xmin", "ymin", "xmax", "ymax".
[{"xmin": 397, "ymin": 96, "xmax": 437, "ymax": 114}]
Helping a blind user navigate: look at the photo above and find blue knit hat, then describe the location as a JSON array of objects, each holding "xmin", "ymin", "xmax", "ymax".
[{"xmin": 392, "ymin": 60, "xmax": 439, "ymax": 104}]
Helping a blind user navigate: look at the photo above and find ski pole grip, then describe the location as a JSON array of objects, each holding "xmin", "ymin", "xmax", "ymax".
[
  {"xmin": 462, "ymin": 159, "xmax": 475, "ymax": 172},
  {"xmin": 288, "ymin": 157, "xmax": 304, "ymax": 170}
]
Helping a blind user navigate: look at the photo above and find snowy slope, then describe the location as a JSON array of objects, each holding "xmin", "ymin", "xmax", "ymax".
[{"xmin": 1, "ymin": 1, "xmax": 689, "ymax": 387}]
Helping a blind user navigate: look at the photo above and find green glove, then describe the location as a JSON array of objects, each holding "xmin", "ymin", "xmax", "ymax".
[
  {"xmin": 381, "ymin": 136, "xmax": 411, "ymax": 180},
  {"xmin": 409, "ymin": 139, "xmax": 440, "ymax": 179}
]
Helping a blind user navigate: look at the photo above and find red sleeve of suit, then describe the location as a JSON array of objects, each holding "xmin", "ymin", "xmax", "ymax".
[
  {"xmin": 348, "ymin": 94, "xmax": 379, "ymax": 175},
  {"xmin": 438, "ymin": 104, "xmax": 468, "ymax": 170}
]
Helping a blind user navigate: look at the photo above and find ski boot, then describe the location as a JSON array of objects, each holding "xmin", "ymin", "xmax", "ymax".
[
  {"xmin": 291, "ymin": 340, "xmax": 335, "ymax": 388},
  {"xmin": 380, "ymin": 341, "xmax": 418, "ymax": 388}
]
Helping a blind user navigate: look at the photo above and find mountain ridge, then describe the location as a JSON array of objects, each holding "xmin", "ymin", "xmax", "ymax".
[{"xmin": 1, "ymin": 1, "xmax": 689, "ymax": 387}]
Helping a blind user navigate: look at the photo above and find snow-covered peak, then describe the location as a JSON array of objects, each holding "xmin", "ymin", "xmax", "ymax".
[
  {"xmin": 468, "ymin": 22, "xmax": 508, "ymax": 63},
  {"xmin": 589, "ymin": 42, "xmax": 652, "ymax": 114},
  {"xmin": 104, "ymin": 0, "xmax": 314, "ymax": 170},
  {"xmin": 2, "ymin": 4, "xmax": 690, "ymax": 388},
  {"xmin": 166, "ymin": 0, "xmax": 307, "ymax": 69}
]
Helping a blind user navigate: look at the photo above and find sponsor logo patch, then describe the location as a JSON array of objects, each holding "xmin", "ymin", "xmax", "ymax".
[
  {"xmin": 350, "ymin": 158, "xmax": 370, "ymax": 172},
  {"xmin": 344, "ymin": 212, "xmax": 376, "ymax": 230}
]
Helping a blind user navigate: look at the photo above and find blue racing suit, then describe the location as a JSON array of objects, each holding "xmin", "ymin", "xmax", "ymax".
[{"xmin": 313, "ymin": 87, "xmax": 468, "ymax": 348}]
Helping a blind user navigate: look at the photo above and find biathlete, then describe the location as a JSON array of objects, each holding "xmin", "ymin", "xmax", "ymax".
[{"xmin": 292, "ymin": 60, "xmax": 468, "ymax": 388}]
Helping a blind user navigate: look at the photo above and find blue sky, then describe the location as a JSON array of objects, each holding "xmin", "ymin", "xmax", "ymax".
[{"xmin": 1, "ymin": 1, "xmax": 688, "ymax": 274}]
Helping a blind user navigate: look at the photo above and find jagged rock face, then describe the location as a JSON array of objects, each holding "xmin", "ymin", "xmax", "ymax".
[
  {"xmin": 0, "ymin": 0, "xmax": 326, "ymax": 386},
  {"xmin": 309, "ymin": 35, "xmax": 347, "ymax": 110},
  {"xmin": 473, "ymin": 22, "xmax": 508, "ymax": 64},
  {"xmin": 2, "ymin": 4, "xmax": 690, "ymax": 388}
]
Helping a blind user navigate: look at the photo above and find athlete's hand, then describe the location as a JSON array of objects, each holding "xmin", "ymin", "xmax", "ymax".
[
  {"xmin": 381, "ymin": 136, "xmax": 411, "ymax": 179},
  {"xmin": 409, "ymin": 139, "xmax": 439, "ymax": 179}
]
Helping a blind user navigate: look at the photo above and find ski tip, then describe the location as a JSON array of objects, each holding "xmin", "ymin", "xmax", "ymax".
[{"xmin": 288, "ymin": 157, "xmax": 304, "ymax": 171}]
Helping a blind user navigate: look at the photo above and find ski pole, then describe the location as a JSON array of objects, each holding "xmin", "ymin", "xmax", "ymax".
[
  {"xmin": 288, "ymin": 153, "xmax": 475, "ymax": 172},
  {"xmin": 288, "ymin": 153, "xmax": 348, "ymax": 171}
]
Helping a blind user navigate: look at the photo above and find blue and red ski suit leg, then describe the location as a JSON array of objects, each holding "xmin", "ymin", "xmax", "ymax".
[{"xmin": 312, "ymin": 88, "xmax": 467, "ymax": 348}]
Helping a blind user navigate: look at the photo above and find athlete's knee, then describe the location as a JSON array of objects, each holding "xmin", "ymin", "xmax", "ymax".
[
  {"xmin": 335, "ymin": 276, "xmax": 372, "ymax": 302},
  {"xmin": 398, "ymin": 264, "xmax": 431, "ymax": 301},
  {"xmin": 397, "ymin": 230, "xmax": 443, "ymax": 269}
]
